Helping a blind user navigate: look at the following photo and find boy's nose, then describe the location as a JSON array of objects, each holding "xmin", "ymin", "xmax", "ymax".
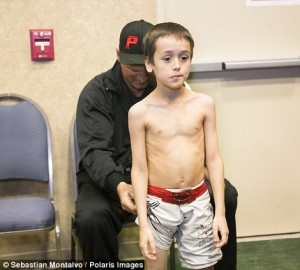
[{"xmin": 173, "ymin": 58, "xmax": 181, "ymax": 70}]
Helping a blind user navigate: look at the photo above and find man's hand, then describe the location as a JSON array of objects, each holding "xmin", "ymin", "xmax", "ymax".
[{"xmin": 117, "ymin": 182, "xmax": 137, "ymax": 215}]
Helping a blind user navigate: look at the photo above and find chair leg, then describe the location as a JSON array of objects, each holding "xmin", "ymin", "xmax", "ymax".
[
  {"xmin": 170, "ymin": 241, "xmax": 176, "ymax": 270},
  {"xmin": 55, "ymin": 210, "xmax": 62, "ymax": 261},
  {"xmin": 71, "ymin": 225, "xmax": 76, "ymax": 260},
  {"xmin": 71, "ymin": 216, "xmax": 77, "ymax": 260}
]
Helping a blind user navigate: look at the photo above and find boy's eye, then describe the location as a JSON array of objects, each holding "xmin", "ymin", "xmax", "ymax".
[
  {"xmin": 163, "ymin": 56, "xmax": 172, "ymax": 62},
  {"xmin": 181, "ymin": 55, "xmax": 189, "ymax": 61}
]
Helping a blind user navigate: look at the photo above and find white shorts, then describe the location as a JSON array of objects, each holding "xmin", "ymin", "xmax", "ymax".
[{"xmin": 145, "ymin": 182, "xmax": 222, "ymax": 269}]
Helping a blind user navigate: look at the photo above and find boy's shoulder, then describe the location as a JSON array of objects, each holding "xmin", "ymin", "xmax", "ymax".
[
  {"xmin": 188, "ymin": 89, "xmax": 214, "ymax": 104},
  {"xmin": 129, "ymin": 97, "xmax": 149, "ymax": 116}
]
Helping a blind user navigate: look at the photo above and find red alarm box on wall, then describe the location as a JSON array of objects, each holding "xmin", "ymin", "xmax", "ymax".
[{"xmin": 30, "ymin": 29, "xmax": 55, "ymax": 61}]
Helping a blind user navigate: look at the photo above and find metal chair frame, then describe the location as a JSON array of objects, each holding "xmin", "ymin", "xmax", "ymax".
[{"xmin": 0, "ymin": 93, "xmax": 61, "ymax": 260}]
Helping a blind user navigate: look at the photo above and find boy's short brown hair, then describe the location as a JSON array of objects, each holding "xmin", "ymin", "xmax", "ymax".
[{"xmin": 143, "ymin": 22, "xmax": 194, "ymax": 65}]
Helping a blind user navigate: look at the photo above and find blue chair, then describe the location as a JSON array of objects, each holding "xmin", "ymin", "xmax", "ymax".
[{"xmin": 0, "ymin": 93, "xmax": 61, "ymax": 260}]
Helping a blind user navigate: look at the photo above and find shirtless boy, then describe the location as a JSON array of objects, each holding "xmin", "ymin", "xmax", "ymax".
[{"xmin": 128, "ymin": 22, "xmax": 229, "ymax": 270}]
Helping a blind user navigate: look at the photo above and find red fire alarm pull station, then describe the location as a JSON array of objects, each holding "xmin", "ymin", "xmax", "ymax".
[{"xmin": 30, "ymin": 29, "xmax": 55, "ymax": 61}]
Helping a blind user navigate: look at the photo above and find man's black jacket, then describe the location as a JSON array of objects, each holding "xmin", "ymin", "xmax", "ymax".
[{"xmin": 76, "ymin": 61, "xmax": 155, "ymax": 195}]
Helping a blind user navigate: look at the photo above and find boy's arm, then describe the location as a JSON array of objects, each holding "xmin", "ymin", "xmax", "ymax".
[
  {"xmin": 203, "ymin": 97, "xmax": 229, "ymax": 247},
  {"xmin": 128, "ymin": 105, "xmax": 156, "ymax": 260}
]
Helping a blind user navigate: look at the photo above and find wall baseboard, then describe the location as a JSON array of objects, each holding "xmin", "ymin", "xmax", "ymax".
[{"xmin": 237, "ymin": 232, "xmax": 300, "ymax": 242}]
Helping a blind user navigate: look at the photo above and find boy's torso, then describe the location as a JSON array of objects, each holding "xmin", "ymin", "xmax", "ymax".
[{"xmin": 143, "ymin": 90, "xmax": 209, "ymax": 189}]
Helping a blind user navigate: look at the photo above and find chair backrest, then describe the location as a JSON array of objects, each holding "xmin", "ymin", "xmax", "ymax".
[
  {"xmin": 0, "ymin": 93, "xmax": 54, "ymax": 199},
  {"xmin": 70, "ymin": 116, "xmax": 80, "ymax": 202}
]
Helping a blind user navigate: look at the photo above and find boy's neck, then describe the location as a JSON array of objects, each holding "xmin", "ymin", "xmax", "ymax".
[{"xmin": 155, "ymin": 85, "xmax": 187, "ymax": 105}]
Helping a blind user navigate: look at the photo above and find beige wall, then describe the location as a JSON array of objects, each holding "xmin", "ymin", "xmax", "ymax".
[
  {"xmin": 0, "ymin": 0, "xmax": 156, "ymax": 259},
  {"xmin": 159, "ymin": 0, "xmax": 300, "ymax": 238},
  {"xmin": 188, "ymin": 68, "xmax": 300, "ymax": 237}
]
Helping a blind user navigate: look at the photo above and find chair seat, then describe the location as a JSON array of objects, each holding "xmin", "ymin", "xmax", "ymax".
[{"xmin": 0, "ymin": 197, "xmax": 55, "ymax": 232}]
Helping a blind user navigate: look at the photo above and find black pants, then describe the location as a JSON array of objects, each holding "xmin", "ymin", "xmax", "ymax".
[
  {"xmin": 213, "ymin": 179, "xmax": 238, "ymax": 270},
  {"xmin": 74, "ymin": 170, "xmax": 133, "ymax": 260},
  {"xmin": 75, "ymin": 171, "xmax": 238, "ymax": 269}
]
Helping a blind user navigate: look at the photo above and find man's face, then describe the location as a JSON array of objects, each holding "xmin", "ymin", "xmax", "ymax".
[{"xmin": 120, "ymin": 63, "xmax": 153, "ymax": 97}]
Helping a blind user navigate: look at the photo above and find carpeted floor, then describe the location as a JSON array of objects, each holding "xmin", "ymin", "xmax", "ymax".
[
  {"xmin": 169, "ymin": 238, "xmax": 300, "ymax": 270},
  {"xmin": 237, "ymin": 238, "xmax": 300, "ymax": 270}
]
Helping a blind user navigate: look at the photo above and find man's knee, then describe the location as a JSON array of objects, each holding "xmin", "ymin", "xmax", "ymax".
[
  {"xmin": 224, "ymin": 179, "xmax": 238, "ymax": 212},
  {"xmin": 75, "ymin": 207, "xmax": 111, "ymax": 233}
]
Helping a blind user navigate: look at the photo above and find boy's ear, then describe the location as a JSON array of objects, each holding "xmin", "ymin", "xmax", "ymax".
[{"xmin": 144, "ymin": 57, "xmax": 153, "ymax": 73}]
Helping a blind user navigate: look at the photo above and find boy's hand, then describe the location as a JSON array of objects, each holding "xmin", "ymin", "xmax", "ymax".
[
  {"xmin": 213, "ymin": 215, "xmax": 229, "ymax": 248},
  {"xmin": 139, "ymin": 227, "xmax": 156, "ymax": 261}
]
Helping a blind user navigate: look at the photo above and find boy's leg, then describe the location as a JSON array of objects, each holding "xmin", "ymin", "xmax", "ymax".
[
  {"xmin": 176, "ymin": 191, "xmax": 222, "ymax": 269},
  {"xmin": 144, "ymin": 247, "xmax": 169, "ymax": 270},
  {"xmin": 145, "ymin": 194, "xmax": 181, "ymax": 269}
]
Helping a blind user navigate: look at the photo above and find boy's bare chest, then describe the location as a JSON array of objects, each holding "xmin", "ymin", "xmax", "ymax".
[{"xmin": 146, "ymin": 107, "xmax": 204, "ymax": 137}]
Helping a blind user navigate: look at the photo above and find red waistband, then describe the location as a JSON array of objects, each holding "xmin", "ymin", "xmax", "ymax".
[{"xmin": 147, "ymin": 181, "xmax": 207, "ymax": 205}]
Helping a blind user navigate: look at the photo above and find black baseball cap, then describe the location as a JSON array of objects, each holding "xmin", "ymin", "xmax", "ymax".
[{"xmin": 119, "ymin": 20, "xmax": 153, "ymax": 65}]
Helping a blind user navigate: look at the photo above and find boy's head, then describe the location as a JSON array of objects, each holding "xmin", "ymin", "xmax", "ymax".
[{"xmin": 143, "ymin": 22, "xmax": 194, "ymax": 65}]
